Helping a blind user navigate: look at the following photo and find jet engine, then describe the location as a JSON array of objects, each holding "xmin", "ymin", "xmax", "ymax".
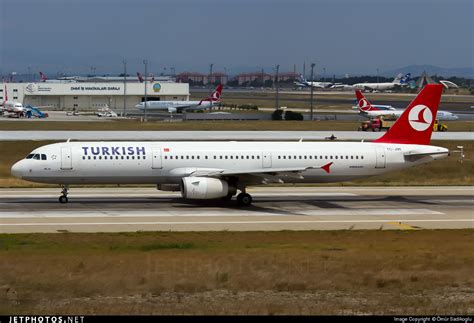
[{"xmin": 181, "ymin": 177, "xmax": 235, "ymax": 199}]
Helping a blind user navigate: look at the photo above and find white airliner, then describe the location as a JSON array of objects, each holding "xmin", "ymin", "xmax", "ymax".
[
  {"xmin": 353, "ymin": 73, "xmax": 411, "ymax": 92},
  {"xmin": 11, "ymin": 85, "xmax": 449, "ymax": 206},
  {"xmin": 1, "ymin": 83, "xmax": 24, "ymax": 116},
  {"xmin": 294, "ymin": 75, "xmax": 334, "ymax": 89},
  {"xmin": 355, "ymin": 90, "xmax": 459, "ymax": 121},
  {"xmin": 135, "ymin": 84, "xmax": 223, "ymax": 114}
]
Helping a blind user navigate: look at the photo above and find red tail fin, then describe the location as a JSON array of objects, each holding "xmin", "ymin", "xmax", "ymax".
[
  {"xmin": 4, "ymin": 84, "xmax": 8, "ymax": 101},
  {"xmin": 355, "ymin": 90, "xmax": 378, "ymax": 111},
  {"xmin": 373, "ymin": 84, "xmax": 443, "ymax": 145},
  {"xmin": 39, "ymin": 72, "xmax": 47, "ymax": 82},
  {"xmin": 199, "ymin": 84, "xmax": 223, "ymax": 105},
  {"xmin": 211, "ymin": 84, "xmax": 223, "ymax": 102}
]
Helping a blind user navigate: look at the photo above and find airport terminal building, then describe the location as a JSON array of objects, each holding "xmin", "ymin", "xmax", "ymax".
[{"xmin": 1, "ymin": 81, "xmax": 189, "ymax": 112}]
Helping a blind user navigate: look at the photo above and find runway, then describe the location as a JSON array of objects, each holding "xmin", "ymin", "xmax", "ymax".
[
  {"xmin": 0, "ymin": 186, "xmax": 472, "ymax": 233},
  {"xmin": 1, "ymin": 130, "xmax": 473, "ymax": 141}
]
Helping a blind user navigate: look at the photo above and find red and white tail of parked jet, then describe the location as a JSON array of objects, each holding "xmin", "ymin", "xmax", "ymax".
[{"xmin": 374, "ymin": 84, "xmax": 443, "ymax": 145}]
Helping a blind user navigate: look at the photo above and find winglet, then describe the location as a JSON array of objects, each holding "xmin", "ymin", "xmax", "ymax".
[{"xmin": 321, "ymin": 162, "xmax": 333, "ymax": 173}]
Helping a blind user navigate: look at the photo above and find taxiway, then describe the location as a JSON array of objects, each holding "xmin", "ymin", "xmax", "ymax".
[{"xmin": 0, "ymin": 186, "xmax": 472, "ymax": 233}]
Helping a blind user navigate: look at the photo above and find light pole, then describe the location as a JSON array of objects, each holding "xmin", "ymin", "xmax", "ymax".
[
  {"xmin": 209, "ymin": 63, "xmax": 213, "ymax": 86},
  {"xmin": 122, "ymin": 59, "xmax": 127, "ymax": 117},
  {"xmin": 310, "ymin": 63, "xmax": 315, "ymax": 121},
  {"xmin": 143, "ymin": 59, "xmax": 148, "ymax": 122},
  {"xmin": 275, "ymin": 64, "xmax": 280, "ymax": 110}
]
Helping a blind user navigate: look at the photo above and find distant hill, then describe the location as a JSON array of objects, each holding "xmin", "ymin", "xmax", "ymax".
[{"xmin": 382, "ymin": 65, "xmax": 473, "ymax": 78}]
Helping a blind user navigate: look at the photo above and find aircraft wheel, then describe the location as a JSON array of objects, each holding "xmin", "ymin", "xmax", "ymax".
[
  {"xmin": 236, "ymin": 193, "xmax": 252, "ymax": 206},
  {"xmin": 59, "ymin": 195, "xmax": 68, "ymax": 204}
]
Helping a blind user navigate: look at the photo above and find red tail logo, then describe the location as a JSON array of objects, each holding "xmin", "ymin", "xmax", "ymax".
[
  {"xmin": 374, "ymin": 84, "xmax": 443, "ymax": 145},
  {"xmin": 39, "ymin": 72, "xmax": 47, "ymax": 82},
  {"xmin": 199, "ymin": 84, "xmax": 223, "ymax": 105},
  {"xmin": 355, "ymin": 90, "xmax": 378, "ymax": 111}
]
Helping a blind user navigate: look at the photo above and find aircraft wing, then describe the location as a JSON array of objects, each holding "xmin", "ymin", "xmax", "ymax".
[{"xmin": 188, "ymin": 163, "xmax": 334, "ymax": 183}]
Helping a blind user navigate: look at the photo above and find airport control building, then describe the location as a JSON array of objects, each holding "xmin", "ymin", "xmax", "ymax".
[{"xmin": 1, "ymin": 81, "xmax": 189, "ymax": 111}]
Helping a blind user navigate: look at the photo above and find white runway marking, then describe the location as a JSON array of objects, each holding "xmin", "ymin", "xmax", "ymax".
[
  {"xmin": 1, "ymin": 219, "xmax": 472, "ymax": 226},
  {"xmin": 0, "ymin": 208, "xmax": 443, "ymax": 218}
]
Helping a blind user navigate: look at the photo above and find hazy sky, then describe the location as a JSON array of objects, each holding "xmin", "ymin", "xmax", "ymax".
[{"xmin": 1, "ymin": 0, "xmax": 472, "ymax": 76}]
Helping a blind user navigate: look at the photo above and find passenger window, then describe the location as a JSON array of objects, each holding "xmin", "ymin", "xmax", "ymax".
[
  {"xmin": 104, "ymin": 156, "xmax": 108, "ymax": 160},
  {"xmin": 126, "ymin": 156, "xmax": 129, "ymax": 160},
  {"xmin": 335, "ymin": 156, "xmax": 338, "ymax": 159},
  {"xmin": 88, "ymin": 156, "xmax": 91, "ymax": 160},
  {"xmin": 356, "ymin": 156, "xmax": 359, "ymax": 159},
  {"xmin": 197, "ymin": 156, "xmax": 200, "ymax": 159},
  {"xmin": 99, "ymin": 156, "xmax": 102, "ymax": 160},
  {"xmin": 82, "ymin": 156, "xmax": 85, "ymax": 160},
  {"xmin": 94, "ymin": 156, "xmax": 97, "ymax": 160},
  {"xmin": 191, "ymin": 156, "xmax": 194, "ymax": 159},
  {"xmin": 361, "ymin": 156, "xmax": 364, "ymax": 159}
]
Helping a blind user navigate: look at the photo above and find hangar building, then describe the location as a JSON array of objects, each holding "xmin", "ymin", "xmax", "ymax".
[{"xmin": 0, "ymin": 81, "xmax": 189, "ymax": 112}]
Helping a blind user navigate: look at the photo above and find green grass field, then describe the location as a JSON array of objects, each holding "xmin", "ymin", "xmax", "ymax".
[
  {"xmin": 1, "ymin": 120, "xmax": 473, "ymax": 131},
  {"xmin": 0, "ymin": 140, "xmax": 472, "ymax": 187},
  {"xmin": 1, "ymin": 230, "xmax": 472, "ymax": 314}
]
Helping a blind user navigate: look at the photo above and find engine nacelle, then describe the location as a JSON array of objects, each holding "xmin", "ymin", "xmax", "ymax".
[
  {"xmin": 157, "ymin": 184, "xmax": 181, "ymax": 192},
  {"xmin": 181, "ymin": 177, "xmax": 231, "ymax": 200}
]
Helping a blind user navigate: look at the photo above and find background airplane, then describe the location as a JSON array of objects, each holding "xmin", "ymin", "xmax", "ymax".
[
  {"xmin": 135, "ymin": 84, "xmax": 223, "ymax": 114},
  {"xmin": 355, "ymin": 89, "xmax": 459, "ymax": 121},
  {"xmin": 294, "ymin": 75, "xmax": 334, "ymax": 89},
  {"xmin": 1, "ymin": 83, "xmax": 25, "ymax": 117},
  {"xmin": 353, "ymin": 73, "xmax": 411, "ymax": 92}
]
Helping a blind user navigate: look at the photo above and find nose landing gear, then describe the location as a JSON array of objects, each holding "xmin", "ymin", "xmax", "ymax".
[{"xmin": 59, "ymin": 185, "xmax": 69, "ymax": 203}]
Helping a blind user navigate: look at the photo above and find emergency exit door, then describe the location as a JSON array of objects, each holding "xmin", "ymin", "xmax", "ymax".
[
  {"xmin": 375, "ymin": 147, "xmax": 386, "ymax": 168},
  {"xmin": 60, "ymin": 147, "xmax": 73, "ymax": 170},
  {"xmin": 262, "ymin": 152, "xmax": 272, "ymax": 168},
  {"xmin": 152, "ymin": 147, "xmax": 163, "ymax": 169}
]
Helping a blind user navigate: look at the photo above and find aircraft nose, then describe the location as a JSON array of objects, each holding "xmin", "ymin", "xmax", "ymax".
[{"xmin": 11, "ymin": 161, "xmax": 24, "ymax": 178}]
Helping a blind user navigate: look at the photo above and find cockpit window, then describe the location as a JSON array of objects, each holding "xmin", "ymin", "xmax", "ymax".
[
  {"xmin": 26, "ymin": 154, "xmax": 34, "ymax": 159},
  {"xmin": 33, "ymin": 154, "xmax": 40, "ymax": 160},
  {"xmin": 41, "ymin": 154, "xmax": 47, "ymax": 160}
]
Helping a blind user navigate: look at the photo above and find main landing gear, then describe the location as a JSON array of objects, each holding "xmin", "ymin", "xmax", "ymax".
[
  {"xmin": 236, "ymin": 192, "xmax": 252, "ymax": 207},
  {"xmin": 59, "ymin": 185, "xmax": 69, "ymax": 203}
]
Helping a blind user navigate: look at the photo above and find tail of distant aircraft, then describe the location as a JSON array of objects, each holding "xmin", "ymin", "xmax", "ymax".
[
  {"xmin": 39, "ymin": 72, "xmax": 47, "ymax": 82},
  {"xmin": 4, "ymin": 83, "xmax": 8, "ymax": 102},
  {"xmin": 393, "ymin": 73, "xmax": 411, "ymax": 84},
  {"xmin": 399, "ymin": 73, "xmax": 411, "ymax": 84},
  {"xmin": 199, "ymin": 84, "xmax": 223, "ymax": 106},
  {"xmin": 355, "ymin": 90, "xmax": 379, "ymax": 112},
  {"xmin": 137, "ymin": 72, "xmax": 144, "ymax": 83},
  {"xmin": 373, "ymin": 84, "xmax": 443, "ymax": 145}
]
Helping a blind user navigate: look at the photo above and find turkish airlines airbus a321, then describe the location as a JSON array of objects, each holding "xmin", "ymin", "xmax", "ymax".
[{"xmin": 11, "ymin": 85, "xmax": 448, "ymax": 206}]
